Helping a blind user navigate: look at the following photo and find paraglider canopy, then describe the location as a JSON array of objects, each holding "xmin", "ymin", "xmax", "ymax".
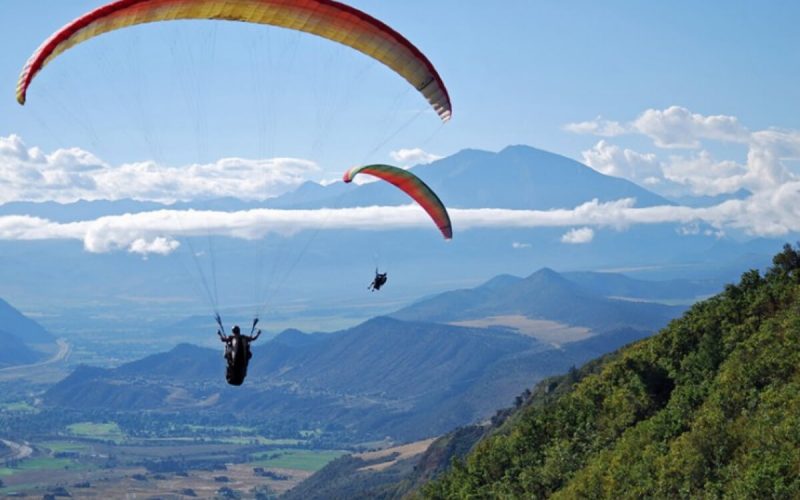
[
  {"xmin": 343, "ymin": 164, "xmax": 452, "ymax": 240},
  {"xmin": 16, "ymin": 0, "xmax": 452, "ymax": 121}
]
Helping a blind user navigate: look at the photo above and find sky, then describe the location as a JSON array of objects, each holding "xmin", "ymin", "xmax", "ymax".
[{"xmin": 1, "ymin": 0, "xmax": 800, "ymax": 253}]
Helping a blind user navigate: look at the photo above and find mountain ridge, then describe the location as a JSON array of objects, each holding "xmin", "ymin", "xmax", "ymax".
[
  {"xmin": 0, "ymin": 145, "xmax": 672, "ymax": 219},
  {"xmin": 43, "ymin": 267, "xmax": 681, "ymax": 441},
  {"xmin": 391, "ymin": 267, "xmax": 685, "ymax": 332},
  {"xmin": 416, "ymin": 244, "xmax": 800, "ymax": 498},
  {"xmin": 0, "ymin": 144, "xmax": 773, "ymax": 338},
  {"xmin": 292, "ymin": 244, "xmax": 800, "ymax": 499},
  {"xmin": 0, "ymin": 297, "xmax": 54, "ymax": 344}
]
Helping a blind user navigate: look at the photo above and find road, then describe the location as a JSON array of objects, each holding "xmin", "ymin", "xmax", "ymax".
[{"xmin": 0, "ymin": 338, "xmax": 70, "ymax": 377}]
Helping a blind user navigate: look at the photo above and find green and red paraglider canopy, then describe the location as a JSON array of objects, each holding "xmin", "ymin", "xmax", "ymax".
[{"xmin": 343, "ymin": 164, "xmax": 452, "ymax": 240}]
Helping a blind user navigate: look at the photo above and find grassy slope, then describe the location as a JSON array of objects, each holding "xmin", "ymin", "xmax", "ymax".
[{"xmin": 420, "ymin": 244, "xmax": 800, "ymax": 498}]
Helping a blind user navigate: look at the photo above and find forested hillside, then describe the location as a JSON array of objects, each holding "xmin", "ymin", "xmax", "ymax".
[{"xmin": 420, "ymin": 244, "xmax": 800, "ymax": 498}]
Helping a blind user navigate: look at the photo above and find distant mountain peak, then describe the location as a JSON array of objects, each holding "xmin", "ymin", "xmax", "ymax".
[
  {"xmin": 498, "ymin": 144, "xmax": 554, "ymax": 156},
  {"xmin": 274, "ymin": 328, "xmax": 322, "ymax": 347},
  {"xmin": 477, "ymin": 274, "xmax": 522, "ymax": 291},
  {"xmin": 356, "ymin": 315, "xmax": 403, "ymax": 329},
  {"xmin": 172, "ymin": 343, "xmax": 209, "ymax": 354},
  {"xmin": 392, "ymin": 266, "xmax": 683, "ymax": 332},
  {"xmin": 529, "ymin": 267, "xmax": 560, "ymax": 277},
  {"xmin": 524, "ymin": 267, "xmax": 575, "ymax": 286}
]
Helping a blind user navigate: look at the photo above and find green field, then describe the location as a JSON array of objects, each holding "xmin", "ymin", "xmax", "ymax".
[
  {"xmin": 250, "ymin": 449, "xmax": 346, "ymax": 472},
  {"xmin": 66, "ymin": 422, "xmax": 124, "ymax": 442},
  {"xmin": 0, "ymin": 457, "xmax": 84, "ymax": 476},
  {"xmin": 220, "ymin": 437, "xmax": 303, "ymax": 446},
  {"xmin": 39, "ymin": 441, "xmax": 91, "ymax": 453},
  {"xmin": 185, "ymin": 424, "xmax": 255, "ymax": 433},
  {"xmin": 0, "ymin": 482, "xmax": 41, "ymax": 496},
  {"xmin": 0, "ymin": 401, "xmax": 37, "ymax": 412}
]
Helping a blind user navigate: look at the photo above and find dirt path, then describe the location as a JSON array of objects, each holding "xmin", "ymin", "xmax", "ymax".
[{"xmin": 1, "ymin": 439, "xmax": 33, "ymax": 460}]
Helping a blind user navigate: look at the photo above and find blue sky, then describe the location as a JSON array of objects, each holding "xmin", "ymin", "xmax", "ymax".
[
  {"xmin": 1, "ymin": 1, "xmax": 800, "ymax": 252},
  {"xmin": 3, "ymin": 1, "xmax": 798, "ymax": 167}
]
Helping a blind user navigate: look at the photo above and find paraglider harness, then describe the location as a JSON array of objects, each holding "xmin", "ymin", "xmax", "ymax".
[
  {"xmin": 368, "ymin": 269, "xmax": 388, "ymax": 291},
  {"xmin": 216, "ymin": 315, "xmax": 260, "ymax": 386}
]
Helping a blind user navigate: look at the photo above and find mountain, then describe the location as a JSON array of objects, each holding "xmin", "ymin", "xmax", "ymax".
[
  {"xmin": 0, "ymin": 330, "xmax": 42, "ymax": 367},
  {"xmin": 561, "ymin": 270, "xmax": 720, "ymax": 302},
  {"xmin": 413, "ymin": 244, "xmax": 800, "ymax": 498},
  {"xmin": 0, "ymin": 297, "xmax": 53, "ymax": 344},
  {"xmin": 266, "ymin": 145, "xmax": 672, "ymax": 210},
  {"xmin": 44, "ymin": 319, "xmax": 542, "ymax": 440},
  {"xmin": 0, "ymin": 146, "xmax": 672, "ymax": 221},
  {"xmin": 45, "ymin": 265, "xmax": 689, "ymax": 441},
  {"xmin": 294, "ymin": 245, "xmax": 800, "ymax": 499},
  {"xmin": 44, "ymin": 316, "xmax": 655, "ymax": 442},
  {"xmin": 272, "ymin": 328, "xmax": 325, "ymax": 347},
  {"xmin": 0, "ymin": 145, "xmax": 782, "ymax": 334},
  {"xmin": 392, "ymin": 267, "xmax": 685, "ymax": 332}
]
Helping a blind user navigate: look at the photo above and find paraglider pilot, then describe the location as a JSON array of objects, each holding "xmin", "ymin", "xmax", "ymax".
[
  {"xmin": 369, "ymin": 269, "xmax": 388, "ymax": 291},
  {"xmin": 218, "ymin": 324, "xmax": 261, "ymax": 386}
]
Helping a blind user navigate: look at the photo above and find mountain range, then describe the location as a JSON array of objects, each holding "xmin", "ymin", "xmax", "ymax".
[
  {"xmin": 392, "ymin": 267, "xmax": 683, "ymax": 332},
  {"xmin": 286, "ymin": 245, "xmax": 800, "ymax": 499},
  {"xmin": 43, "ymin": 267, "xmax": 686, "ymax": 442},
  {"xmin": 416, "ymin": 245, "xmax": 800, "ymax": 498},
  {"xmin": 0, "ymin": 145, "xmax": 782, "ymax": 334}
]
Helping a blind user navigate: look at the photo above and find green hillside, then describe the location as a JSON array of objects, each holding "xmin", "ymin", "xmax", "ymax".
[{"xmin": 420, "ymin": 244, "xmax": 800, "ymax": 498}]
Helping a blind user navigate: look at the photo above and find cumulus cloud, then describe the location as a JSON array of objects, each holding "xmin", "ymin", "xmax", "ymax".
[
  {"xmin": 632, "ymin": 106, "xmax": 749, "ymax": 149},
  {"xmin": 569, "ymin": 106, "xmax": 800, "ymax": 198},
  {"xmin": 661, "ymin": 151, "xmax": 748, "ymax": 196},
  {"xmin": 566, "ymin": 106, "xmax": 749, "ymax": 149},
  {"xmin": 0, "ymin": 135, "xmax": 320, "ymax": 204},
  {"xmin": 581, "ymin": 140, "xmax": 664, "ymax": 186},
  {"xmin": 389, "ymin": 148, "xmax": 442, "ymax": 166},
  {"xmin": 128, "ymin": 237, "xmax": 181, "ymax": 256},
  {"xmin": 561, "ymin": 227, "xmax": 595, "ymax": 244}
]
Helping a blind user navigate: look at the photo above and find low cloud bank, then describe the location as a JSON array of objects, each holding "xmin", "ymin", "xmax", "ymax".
[{"xmin": 1, "ymin": 193, "xmax": 798, "ymax": 255}]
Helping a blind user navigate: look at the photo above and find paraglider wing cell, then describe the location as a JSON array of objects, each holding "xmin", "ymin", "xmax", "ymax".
[
  {"xmin": 343, "ymin": 164, "xmax": 452, "ymax": 239},
  {"xmin": 16, "ymin": 0, "xmax": 451, "ymax": 121}
]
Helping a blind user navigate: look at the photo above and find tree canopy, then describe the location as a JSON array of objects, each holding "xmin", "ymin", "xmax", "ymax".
[{"xmin": 421, "ymin": 243, "xmax": 800, "ymax": 498}]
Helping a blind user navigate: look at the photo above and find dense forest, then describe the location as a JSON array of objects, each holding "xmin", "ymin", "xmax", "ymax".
[{"xmin": 420, "ymin": 244, "xmax": 800, "ymax": 498}]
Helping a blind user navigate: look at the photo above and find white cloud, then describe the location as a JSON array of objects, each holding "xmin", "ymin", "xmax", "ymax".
[
  {"xmin": 581, "ymin": 140, "xmax": 663, "ymax": 184},
  {"xmin": 631, "ymin": 106, "xmax": 749, "ymax": 149},
  {"xmin": 128, "ymin": 237, "xmax": 181, "ymax": 256},
  {"xmin": 566, "ymin": 106, "xmax": 749, "ymax": 150},
  {"xmin": 389, "ymin": 148, "xmax": 442, "ymax": 166},
  {"xmin": 563, "ymin": 117, "xmax": 626, "ymax": 137},
  {"xmin": 561, "ymin": 227, "xmax": 595, "ymax": 244},
  {"xmin": 511, "ymin": 242, "xmax": 531, "ymax": 249},
  {"xmin": 1, "ymin": 192, "xmax": 798, "ymax": 255},
  {"xmin": 571, "ymin": 106, "xmax": 800, "ymax": 198},
  {"xmin": 662, "ymin": 151, "xmax": 748, "ymax": 196},
  {"xmin": 0, "ymin": 135, "xmax": 320, "ymax": 204}
]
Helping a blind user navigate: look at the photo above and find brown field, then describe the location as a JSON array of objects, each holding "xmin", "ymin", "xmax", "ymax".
[
  {"xmin": 355, "ymin": 438, "xmax": 436, "ymax": 472},
  {"xmin": 450, "ymin": 315, "xmax": 593, "ymax": 345},
  {"xmin": 2, "ymin": 461, "xmax": 311, "ymax": 498},
  {"xmin": 63, "ymin": 464, "xmax": 310, "ymax": 498},
  {"xmin": 0, "ymin": 440, "xmax": 333, "ymax": 498}
]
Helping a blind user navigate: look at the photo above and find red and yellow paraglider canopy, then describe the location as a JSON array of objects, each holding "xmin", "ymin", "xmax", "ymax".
[{"xmin": 16, "ymin": 0, "xmax": 452, "ymax": 122}]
